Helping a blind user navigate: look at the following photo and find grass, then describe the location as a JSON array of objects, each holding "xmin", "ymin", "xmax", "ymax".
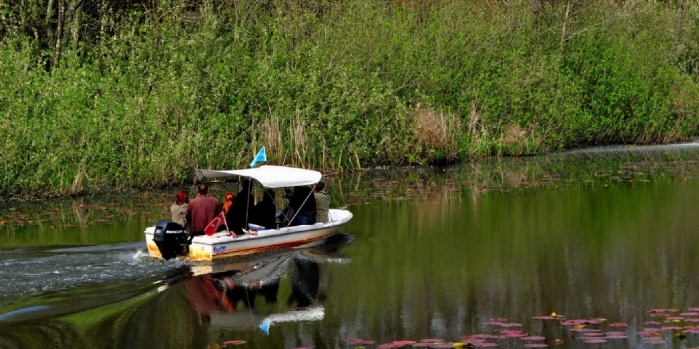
[{"xmin": 1, "ymin": 0, "xmax": 699, "ymax": 195}]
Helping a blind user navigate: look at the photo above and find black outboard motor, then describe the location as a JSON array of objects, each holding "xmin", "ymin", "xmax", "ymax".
[{"xmin": 153, "ymin": 220, "xmax": 189, "ymax": 260}]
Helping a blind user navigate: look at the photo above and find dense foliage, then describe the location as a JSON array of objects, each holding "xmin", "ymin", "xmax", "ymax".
[{"xmin": 1, "ymin": 0, "xmax": 699, "ymax": 195}]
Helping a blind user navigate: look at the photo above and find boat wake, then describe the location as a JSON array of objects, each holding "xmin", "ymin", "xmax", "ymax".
[{"xmin": 0, "ymin": 244, "xmax": 187, "ymax": 301}]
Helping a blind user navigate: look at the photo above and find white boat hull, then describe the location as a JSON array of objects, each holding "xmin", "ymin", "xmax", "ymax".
[{"xmin": 145, "ymin": 209, "xmax": 352, "ymax": 261}]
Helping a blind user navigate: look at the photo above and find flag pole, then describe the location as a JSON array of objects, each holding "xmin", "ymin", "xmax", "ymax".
[{"xmin": 222, "ymin": 209, "xmax": 229, "ymax": 232}]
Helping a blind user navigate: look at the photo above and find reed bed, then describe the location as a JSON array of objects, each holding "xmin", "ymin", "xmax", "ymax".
[{"xmin": 2, "ymin": 0, "xmax": 699, "ymax": 195}]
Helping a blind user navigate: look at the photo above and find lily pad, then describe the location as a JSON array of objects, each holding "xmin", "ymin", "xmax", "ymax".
[
  {"xmin": 521, "ymin": 336, "xmax": 545, "ymax": 341},
  {"xmin": 222, "ymin": 340, "xmax": 246, "ymax": 345}
]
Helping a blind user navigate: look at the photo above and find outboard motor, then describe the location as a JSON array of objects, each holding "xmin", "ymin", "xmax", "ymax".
[{"xmin": 153, "ymin": 220, "xmax": 189, "ymax": 260}]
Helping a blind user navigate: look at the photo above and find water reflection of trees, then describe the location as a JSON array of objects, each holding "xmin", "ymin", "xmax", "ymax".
[
  {"xmin": 335, "ymin": 147, "xmax": 699, "ymax": 208},
  {"xmin": 331, "ymin": 147, "xmax": 699, "ymax": 343}
]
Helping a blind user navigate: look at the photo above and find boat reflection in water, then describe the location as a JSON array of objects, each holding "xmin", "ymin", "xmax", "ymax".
[{"xmin": 184, "ymin": 233, "xmax": 351, "ymax": 334}]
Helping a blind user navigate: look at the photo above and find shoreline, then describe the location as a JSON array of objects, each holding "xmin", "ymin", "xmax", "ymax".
[{"xmin": 4, "ymin": 141, "xmax": 699, "ymax": 201}]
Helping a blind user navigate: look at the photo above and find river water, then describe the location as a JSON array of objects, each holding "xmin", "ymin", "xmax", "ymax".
[{"xmin": 2, "ymin": 144, "xmax": 699, "ymax": 348}]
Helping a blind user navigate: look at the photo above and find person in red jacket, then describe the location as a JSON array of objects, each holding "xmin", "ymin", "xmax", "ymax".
[{"xmin": 185, "ymin": 183, "xmax": 221, "ymax": 237}]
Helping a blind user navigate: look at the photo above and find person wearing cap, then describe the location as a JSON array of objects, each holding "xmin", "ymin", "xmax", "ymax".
[{"xmin": 314, "ymin": 180, "xmax": 330, "ymax": 223}]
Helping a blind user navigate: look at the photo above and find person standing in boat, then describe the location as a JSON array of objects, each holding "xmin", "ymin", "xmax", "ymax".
[
  {"xmin": 185, "ymin": 183, "xmax": 221, "ymax": 237},
  {"xmin": 170, "ymin": 190, "xmax": 189, "ymax": 227},
  {"xmin": 229, "ymin": 179, "xmax": 256, "ymax": 236},
  {"xmin": 314, "ymin": 180, "xmax": 330, "ymax": 224}
]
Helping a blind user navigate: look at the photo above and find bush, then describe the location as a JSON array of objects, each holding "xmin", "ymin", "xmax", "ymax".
[{"xmin": 1, "ymin": 0, "xmax": 699, "ymax": 195}]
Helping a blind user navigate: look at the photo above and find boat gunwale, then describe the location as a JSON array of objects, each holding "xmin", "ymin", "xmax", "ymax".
[{"xmin": 144, "ymin": 209, "xmax": 352, "ymax": 245}]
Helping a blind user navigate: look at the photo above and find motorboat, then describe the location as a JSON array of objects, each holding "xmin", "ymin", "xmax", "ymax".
[{"xmin": 144, "ymin": 165, "xmax": 353, "ymax": 261}]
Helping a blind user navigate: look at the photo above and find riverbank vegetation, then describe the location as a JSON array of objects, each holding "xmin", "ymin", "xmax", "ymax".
[{"xmin": 2, "ymin": 0, "xmax": 699, "ymax": 195}]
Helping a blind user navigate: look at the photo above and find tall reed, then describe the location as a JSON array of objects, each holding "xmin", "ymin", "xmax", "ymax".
[{"xmin": 1, "ymin": 0, "xmax": 699, "ymax": 195}]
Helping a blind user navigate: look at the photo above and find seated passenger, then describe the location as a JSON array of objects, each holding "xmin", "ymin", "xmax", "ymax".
[
  {"xmin": 314, "ymin": 180, "xmax": 330, "ymax": 224},
  {"xmin": 229, "ymin": 179, "xmax": 257, "ymax": 237},
  {"xmin": 278, "ymin": 186, "xmax": 316, "ymax": 226},
  {"xmin": 252, "ymin": 189, "xmax": 277, "ymax": 230},
  {"xmin": 170, "ymin": 190, "xmax": 189, "ymax": 227},
  {"xmin": 218, "ymin": 192, "xmax": 235, "ymax": 232}
]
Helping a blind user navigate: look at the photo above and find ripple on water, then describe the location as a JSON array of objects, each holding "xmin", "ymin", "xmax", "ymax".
[{"xmin": 0, "ymin": 247, "xmax": 186, "ymax": 299}]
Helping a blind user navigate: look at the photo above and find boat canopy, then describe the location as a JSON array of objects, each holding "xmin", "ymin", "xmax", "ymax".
[{"xmin": 196, "ymin": 165, "xmax": 322, "ymax": 188}]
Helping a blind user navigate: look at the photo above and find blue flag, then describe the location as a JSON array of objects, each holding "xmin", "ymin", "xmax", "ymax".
[{"xmin": 250, "ymin": 147, "xmax": 267, "ymax": 168}]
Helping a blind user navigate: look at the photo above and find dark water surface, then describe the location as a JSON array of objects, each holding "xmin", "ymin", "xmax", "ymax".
[{"xmin": 3, "ymin": 144, "xmax": 699, "ymax": 348}]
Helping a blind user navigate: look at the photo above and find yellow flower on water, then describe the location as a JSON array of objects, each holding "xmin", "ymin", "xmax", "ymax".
[{"xmin": 453, "ymin": 343, "xmax": 473, "ymax": 348}]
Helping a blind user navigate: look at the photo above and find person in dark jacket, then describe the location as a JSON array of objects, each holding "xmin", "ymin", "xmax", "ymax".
[
  {"xmin": 229, "ymin": 179, "xmax": 256, "ymax": 237},
  {"xmin": 279, "ymin": 186, "xmax": 316, "ymax": 226},
  {"xmin": 252, "ymin": 189, "xmax": 277, "ymax": 230}
]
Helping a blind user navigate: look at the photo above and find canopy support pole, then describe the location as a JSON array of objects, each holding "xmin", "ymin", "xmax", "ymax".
[{"xmin": 285, "ymin": 184, "xmax": 317, "ymax": 228}]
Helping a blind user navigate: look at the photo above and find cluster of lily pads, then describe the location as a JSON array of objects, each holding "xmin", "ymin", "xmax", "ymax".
[
  {"xmin": 336, "ymin": 307, "xmax": 699, "ymax": 348},
  {"xmin": 638, "ymin": 307, "xmax": 699, "ymax": 346}
]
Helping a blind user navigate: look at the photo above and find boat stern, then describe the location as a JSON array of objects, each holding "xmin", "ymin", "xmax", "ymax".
[{"xmin": 144, "ymin": 227, "xmax": 162, "ymax": 258}]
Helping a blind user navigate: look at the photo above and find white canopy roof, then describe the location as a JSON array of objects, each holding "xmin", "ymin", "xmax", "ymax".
[{"xmin": 196, "ymin": 165, "xmax": 322, "ymax": 188}]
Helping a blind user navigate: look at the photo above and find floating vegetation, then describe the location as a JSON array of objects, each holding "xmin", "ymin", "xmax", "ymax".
[{"xmin": 330, "ymin": 306, "xmax": 699, "ymax": 348}]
